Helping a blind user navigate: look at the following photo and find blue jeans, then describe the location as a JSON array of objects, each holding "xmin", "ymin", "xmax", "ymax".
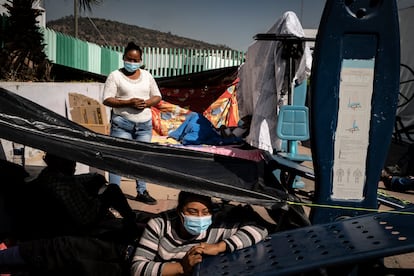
[{"xmin": 109, "ymin": 114, "xmax": 152, "ymax": 194}]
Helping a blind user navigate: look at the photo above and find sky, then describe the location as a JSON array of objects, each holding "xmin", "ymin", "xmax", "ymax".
[{"xmin": 42, "ymin": 0, "xmax": 326, "ymax": 52}]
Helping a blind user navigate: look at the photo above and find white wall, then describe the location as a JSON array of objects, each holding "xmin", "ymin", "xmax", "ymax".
[
  {"xmin": 0, "ymin": 82, "xmax": 107, "ymax": 174},
  {"xmin": 0, "ymin": 82, "xmax": 105, "ymax": 116}
]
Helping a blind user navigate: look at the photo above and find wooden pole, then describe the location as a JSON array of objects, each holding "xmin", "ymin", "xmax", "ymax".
[{"xmin": 74, "ymin": 0, "xmax": 78, "ymax": 38}]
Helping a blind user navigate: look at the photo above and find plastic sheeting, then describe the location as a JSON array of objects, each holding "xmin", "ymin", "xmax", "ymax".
[
  {"xmin": 237, "ymin": 11, "xmax": 312, "ymax": 153},
  {"xmin": 0, "ymin": 87, "xmax": 285, "ymax": 208}
]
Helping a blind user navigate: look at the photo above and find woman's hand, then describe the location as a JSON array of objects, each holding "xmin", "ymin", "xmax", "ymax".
[
  {"xmin": 178, "ymin": 242, "xmax": 226, "ymax": 275},
  {"xmin": 129, "ymin": 98, "xmax": 147, "ymax": 109},
  {"xmin": 199, "ymin": 241, "xmax": 226, "ymax": 255},
  {"xmin": 180, "ymin": 244, "xmax": 204, "ymax": 275}
]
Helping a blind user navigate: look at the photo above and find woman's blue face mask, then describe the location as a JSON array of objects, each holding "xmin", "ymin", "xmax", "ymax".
[
  {"xmin": 181, "ymin": 213, "xmax": 212, "ymax": 235},
  {"xmin": 123, "ymin": 61, "xmax": 142, "ymax": 72}
]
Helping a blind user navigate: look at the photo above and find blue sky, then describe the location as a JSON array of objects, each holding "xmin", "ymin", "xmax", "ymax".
[{"xmin": 43, "ymin": 0, "xmax": 326, "ymax": 51}]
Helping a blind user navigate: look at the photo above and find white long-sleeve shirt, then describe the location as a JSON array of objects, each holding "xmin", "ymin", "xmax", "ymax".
[{"xmin": 103, "ymin": 69, "xmax": 161, "ymax": 123}]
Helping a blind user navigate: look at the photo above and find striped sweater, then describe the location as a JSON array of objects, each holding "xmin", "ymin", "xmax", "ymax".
[{"xmin": 131, "ymin": 210, "xmax": 268, "ymax": 276}]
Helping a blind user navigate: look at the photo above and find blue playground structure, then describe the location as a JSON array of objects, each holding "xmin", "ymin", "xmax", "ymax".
[{"xmin": 196, "ymin": 0, "xmax": 406, "ymax": 274}]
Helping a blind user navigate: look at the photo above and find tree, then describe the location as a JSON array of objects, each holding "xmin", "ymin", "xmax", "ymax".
[
  {"xmin": 0, "ymin": 0, "xmax": 51, "ymax": 81},
  {"xmin": 75, "ymin": 0, "xmax": 103, "ymax": 37},
  {"xmin": 0, "ymin": 0, "xmax": 102, "ymax": 81}
]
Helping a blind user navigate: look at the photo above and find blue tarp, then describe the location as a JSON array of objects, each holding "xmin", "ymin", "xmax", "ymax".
[{"xmin": 168, "ymin": 112, "xmax": 242, "ymax": 145}]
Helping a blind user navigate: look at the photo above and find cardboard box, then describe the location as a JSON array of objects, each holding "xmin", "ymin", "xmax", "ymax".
[
  {"xmin": 80, "ymin": 123, "xmax": 110, "ymax": 135},
  {"xmin": 68, "ymin": 93, "xmax": 99, "ymax": 107},
  {"xmin": 70, "ymin": 106, "xmax": 107, "ymax": 124},
  {"xmin": 68, "ymin": 93, "xmax": 109, "ymax": 125}
]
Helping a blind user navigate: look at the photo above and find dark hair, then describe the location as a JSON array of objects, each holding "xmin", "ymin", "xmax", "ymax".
[
  {"xmin": 124, "ymin": 41, "xmax": 142, "ymax": 57},
  {"xmin": 43, "ymin": 153, "xmax": 76, "ymax": 170},
  {"xmin": 177, "ymin": 191, "xmax": 213, "ymax": 212}
]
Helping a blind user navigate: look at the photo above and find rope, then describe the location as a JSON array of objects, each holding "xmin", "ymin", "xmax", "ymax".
[{"xmin": 286, "ymin": 200, "xmax": 414, "ymax": 216}]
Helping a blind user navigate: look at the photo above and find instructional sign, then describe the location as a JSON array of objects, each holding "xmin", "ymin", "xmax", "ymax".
[{"xmin": 332, "ymin": 59, "xmax": 375, "ymax": 200}]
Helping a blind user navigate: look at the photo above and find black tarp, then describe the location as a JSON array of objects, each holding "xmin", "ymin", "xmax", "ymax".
[
  {"xmin": 0, "ymin": 87, "xmax": 285, "ymax": 208},
  {"xmin": 156, "ymin": 66, "xmax": 239, "ymax": 89}
]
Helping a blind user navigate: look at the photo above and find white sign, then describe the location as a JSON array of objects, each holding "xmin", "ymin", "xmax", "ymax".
[{"xmin": 332, "ymin": 59, "xmax": 375, "ymax": 200}]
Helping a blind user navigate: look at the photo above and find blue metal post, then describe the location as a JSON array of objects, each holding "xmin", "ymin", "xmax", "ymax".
[{"xmin": 309, "ymin": 0, "xmax": 400, "ymax": 224}]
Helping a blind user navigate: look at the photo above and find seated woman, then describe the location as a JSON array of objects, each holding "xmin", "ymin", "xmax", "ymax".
[
  {"xmin": 0, "ymin": 154, "xmax": 139, "ymax": 276},
  {"xmin": 15, "ymin": 152, "xmax": 139, "ymax": 242},
  {"xmin": 131, "ymin": 191, "xmax": 268, "ymax": 276}
]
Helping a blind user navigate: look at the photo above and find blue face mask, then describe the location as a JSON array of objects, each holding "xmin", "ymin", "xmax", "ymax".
[
  {"xmin": 182, "ymin": 213, "xmax": 212, "ymax": 235},
  {"xmin": 123, "ymin": 61, "xmax": 141, "ymax": 72}
]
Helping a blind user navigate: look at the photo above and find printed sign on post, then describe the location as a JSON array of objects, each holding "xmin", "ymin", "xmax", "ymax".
[{"xmin": 332, "ymin": 59, "xmax": 375, "ymax": 200}]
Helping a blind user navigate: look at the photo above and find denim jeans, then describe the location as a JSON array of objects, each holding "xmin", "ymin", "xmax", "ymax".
[{"xmin": 109, "ymin": 114, "xmax": 152, "ymax": 194}]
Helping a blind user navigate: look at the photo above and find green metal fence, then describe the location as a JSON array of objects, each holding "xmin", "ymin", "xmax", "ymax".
[
  {"xmin": 42, "ymin": 27, "xmax": 245, "ymax": 78},
  {"xmin": 1, "ymin": 14, "xmax": 245, "ymax": 78}
]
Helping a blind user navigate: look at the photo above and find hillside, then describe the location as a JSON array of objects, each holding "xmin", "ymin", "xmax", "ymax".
[{"xmin": 46, "ymin": 16, "xmax": 234, "ymax": 51}]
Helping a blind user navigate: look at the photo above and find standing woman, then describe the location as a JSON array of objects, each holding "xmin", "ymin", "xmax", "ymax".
[{"xmin": 103, "ymin": 41, "xmax": 162, "ymax": 205}]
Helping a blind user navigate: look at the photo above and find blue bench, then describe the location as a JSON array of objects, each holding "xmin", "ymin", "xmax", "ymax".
[{"xmin": 196, "ymin": 206, "xmax": 414, "ymax": 275}]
